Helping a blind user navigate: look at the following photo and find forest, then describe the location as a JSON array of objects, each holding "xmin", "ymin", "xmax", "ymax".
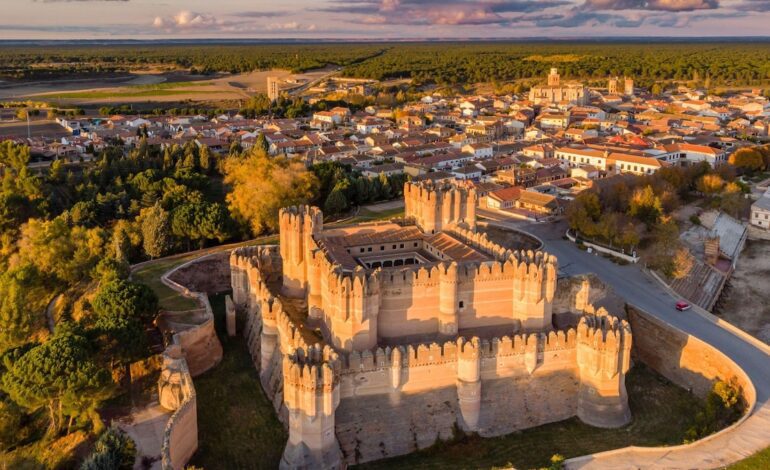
[{"xmin": 2, "ymin": 42, "xmax": 770, "ymax": 89}]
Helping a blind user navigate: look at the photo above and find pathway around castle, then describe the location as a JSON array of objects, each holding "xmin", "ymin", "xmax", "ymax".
[{"xmin": 480, "ymin": 211, "xmax": 770, "ymax": 469}]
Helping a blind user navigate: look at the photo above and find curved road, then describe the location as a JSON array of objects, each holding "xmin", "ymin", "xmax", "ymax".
[{"xmin": 480, "ymin": 211, "xmax": 770, "ymax": 469}]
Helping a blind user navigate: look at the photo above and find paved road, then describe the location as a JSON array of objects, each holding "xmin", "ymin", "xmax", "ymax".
[{"xmin": 481, "ymin": 213, "xmax": 770, "ymax": 468}]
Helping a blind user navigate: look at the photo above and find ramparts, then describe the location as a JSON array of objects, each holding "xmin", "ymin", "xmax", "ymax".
[
  {"xmin": 230, "ymin": 244, "xmax": 632, "ymax": 467},
  {"xmin": 275, "ymin": 205, "xmax": 559, "ymax": 351}
]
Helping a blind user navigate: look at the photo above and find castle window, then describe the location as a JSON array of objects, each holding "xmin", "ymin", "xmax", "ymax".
[
  {"xmin": 400, "ymin": 244, "xmax": 404, "ymax": 248},
  {"xmin": 414, "ymin": 242, "xmax": 418, "ymax": 247},
  {"xmin": 368, "ymin": 247, "xmax": 372, "ymax": 252},
  {"xmin": 360, "ymin": 248, "xmax": 365, "ymax": 253},
  {"xmin": 380, "ymin": 245, "xmax": 384, "ymax": 251},
  {"xmin": 392, "ymin": 244, "xmax": 397, "ymax": 249},
  {"xmin": 459, "ymin": 301, "xmax": 464, "ymax": 309}
]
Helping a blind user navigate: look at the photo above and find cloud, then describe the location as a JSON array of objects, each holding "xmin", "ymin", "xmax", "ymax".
[
  {"xmin": 583, "ymin": 0, "xmax": 719, "ymax": 11},
  {"xmin": 35, "ymin": 0, "xmax": 129, "ymax": 2},
  {"xmin": 316, "ymin": 0, "xmax": 571, "ymax": 25},
  {"xmin": 232, "ymin": 10, "xmax": 289, "ymax": 18},
  {"xmin": 266, "ymin": 22, "xmax": 317, "ymax": 31},
  {"xmin": 733, "ymin": 0, "xmax": 770, "ymax": 11},
  {"xmin": 152, "ymin": 11, "xmax": 223, "ymax": 31}
]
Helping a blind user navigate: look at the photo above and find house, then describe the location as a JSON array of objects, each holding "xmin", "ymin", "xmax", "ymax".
[
  {"xmin": 751, "ymin": 193, "xmax": 770, "ymax": 230},
  {"xmin": 461, "ymin": 143, "xmax": 494, "ymax": 159},
  {"xmin": 609, "ymin": 153, "xmax": 664, "ymax": 175},
  {"xmin": 487, "ymin": 186, "xmax": 523, "ymax": 210},
  {"xmin": 452, "ymin": 165, "xmax": 483, "ymax": 181}
]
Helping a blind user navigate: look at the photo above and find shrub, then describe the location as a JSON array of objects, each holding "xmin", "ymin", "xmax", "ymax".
[
  {"xmin": 685, "ymin": 379, "xmax": 745, "ymax": 442},
  {"xmin": 80, "ymin": 426, "xmax": 136, "ymax": 470},
  {"xmin": 689, "ymin": 214, "xmax": 701, "ymax": 226}
]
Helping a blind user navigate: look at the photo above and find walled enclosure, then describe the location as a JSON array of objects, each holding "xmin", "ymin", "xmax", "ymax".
[{"xmin": 230, "ymin": 181, "xmax": 633, "ymax": 468}]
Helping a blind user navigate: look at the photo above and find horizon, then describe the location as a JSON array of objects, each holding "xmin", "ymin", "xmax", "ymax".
[{"xmin": 3, "ymin": 0, "xmax": 770, "ymax": 40}]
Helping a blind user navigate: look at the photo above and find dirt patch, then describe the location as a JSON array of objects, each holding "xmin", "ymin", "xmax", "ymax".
[
  {"xmin": 715, "ymin": 240, "xmax": 770, "ymax": 344},
  {"xmin": 481, "ymin": 225, "xmax": 542, "ymax": 252}
]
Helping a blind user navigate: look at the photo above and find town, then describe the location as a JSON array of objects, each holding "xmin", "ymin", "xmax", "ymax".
[{"xmin": 2, "ymin": 40, "xmax": 770, "ymax": 470}]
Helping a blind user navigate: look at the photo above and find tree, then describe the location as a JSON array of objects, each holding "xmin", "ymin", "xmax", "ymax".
[
  {"xmin": 0, "ymin": 265, "xmax": 46, "ymax": 353},
  {"xmin": 2, "ymin": 323, "xmax": 112, "ymax": 435},
  {"xmin": 172, "ymin": 202, "xmax": 231, "ymax": 249},
  {"xmin": 324, "ymin": 185, "xmax": 348, "ymax": 215},
  {"xmin": 671, "ymin": 247, "xmax": 694, "ymax": 280},
  {"xmin": 140, "ymin": 202, "xmax": 171, "ymax": 259},
  {"xmin": 256, "ymin": 133, "xmax": 270, "ymax": 155},
  {"xmin": 80, "ymin": 426, "xmax": 136, "ymax": 470},
  {"xmin": 91, "ymin": 280, "xmax": 159, "ymax": 324},
  {"xmin": 223, "ymin": 148, "xmax": 318, "ymax": 235},
  {"xmin": 199, "ymin": 144, "xmax": 211, "ymax": 173},
  {"xmin": 628, "ymin": 185, "xmax": 662, "ymax": 226},
  {"xmin": 729, "ymin": 148, "xmax": 764, "ymax": 172},
  {"xmin": 696, "ymin": 174, "xmax": 725, "ymax": 196}
]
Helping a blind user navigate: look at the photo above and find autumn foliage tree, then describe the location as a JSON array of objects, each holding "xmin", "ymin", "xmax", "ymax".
[{"xmin": 224, "ymin": 148, "xmax": 318, "ymax": 235}]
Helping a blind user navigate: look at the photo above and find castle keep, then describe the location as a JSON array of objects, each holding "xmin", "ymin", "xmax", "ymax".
[{"xmin": 229, "ymin": 181, "xmax": 632, "ymax": 469}]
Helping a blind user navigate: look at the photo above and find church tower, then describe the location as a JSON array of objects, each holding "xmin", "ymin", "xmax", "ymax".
[{"xmin": 548, "ymin": 68, "xmax": 560, "ymax": 87}]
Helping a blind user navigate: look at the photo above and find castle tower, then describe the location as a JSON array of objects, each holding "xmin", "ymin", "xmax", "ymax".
[
  {"xmin": 439, "ymin": 262, "xmax": 459, "ymax": 338},
  {"xmin": 280, "ymin": 206, "xmax": 323, "ymax": 297},
  {"xmin": 608, "ymin": 76, "xmax": 619, "ymax": 95},
  {"xmin": 512, "ymin": 252, "xmax": 557, "ymax": 330},
  {"xmin": 624, "ymin": 77, "xmax": 634, "ymax": 97},
  {"xmin": 576, "ymin": 315, "xmax": 632, "ymax": 428},
  {"xmin": 404, "ymin": 181, "xmax": 477, "ymax": 234},
  {"xmin": 280, "ymin": 354, "xmax": 342, "ymax": 469},
  {"xmin": 456, "ymin": 337, "xmax": 482, "ymax": 432},
  {"xmin": 548, "ymin": 68, "xmax": 560, "ymax": 87},
  {"xmin": 324, "ymin": 268, "xmax": 380, "ymax": 352}
]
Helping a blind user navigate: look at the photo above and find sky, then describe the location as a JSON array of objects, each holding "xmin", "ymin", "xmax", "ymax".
[{"xmin": 1, "ymin": 0, "xmax": 770, "ymax": 40}]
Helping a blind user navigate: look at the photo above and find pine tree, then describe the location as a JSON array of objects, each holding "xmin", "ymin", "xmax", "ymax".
[{"xmin": 140, "ymin": 203, "xmax": 171, "ymax": 259}]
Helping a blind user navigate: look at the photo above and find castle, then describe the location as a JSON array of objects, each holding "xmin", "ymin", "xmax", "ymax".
[
  {"xmin": 229, "ymin": 180, "xmax": 632, "ymax": 468},
  {"xmin": 529, "ymin": 68, "xmax": 589, "ymax": 105}
]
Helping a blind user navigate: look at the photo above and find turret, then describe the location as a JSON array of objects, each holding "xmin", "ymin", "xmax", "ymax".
[
  {"xmin": 439, "ymin": 262, "xmax": 459, "ymax": 338},
  {"xmin": 280, "ymin": 352, "xmax": 342, "ymax": 470},
  {"xmin": 279, "ymin": 205, "xmax": 323, "ymax": 297},
  {"xmin": 404, "ymin": 181, "xmax": 477, "ymax": 234},
  {"xmin": 456, "ymin": 337, "xmax": 482, "ymax": 432},
  {"xmin": 576, "ymin": 314, "xmax": 632, "ymax": 428}
]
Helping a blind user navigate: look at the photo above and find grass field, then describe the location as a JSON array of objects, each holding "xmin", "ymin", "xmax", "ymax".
[
  {"xmin": 131, "ymin": 237, "xmax": 277, "ymax": 311},
  {"xmin": 728, "ymin": 446, "xmax": 770, "ymax": 469},
  {"xmin": 189, "ymin": 294, "xmax": 287, "ymax": 469},
  {"xmin": 354, "ymin": 364, "xmax": 706, "ymax": 470}
]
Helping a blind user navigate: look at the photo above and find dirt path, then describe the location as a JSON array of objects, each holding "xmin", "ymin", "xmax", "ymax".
[{"xmin": 715, "ymin": 240, "xmax": 770, "ymax": 344}]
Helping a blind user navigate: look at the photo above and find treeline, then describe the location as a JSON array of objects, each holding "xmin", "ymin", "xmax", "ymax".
[
  {"xmin": 341, "ymin": 42, "xmax": 770, "ymax": 88},
  {"xmin": 311, "ymin": 161, "xmax": 407, "ymax": 216},
  {"xmin": 0, "ymin": 44, "xmax": 386, "ymax": 79}
]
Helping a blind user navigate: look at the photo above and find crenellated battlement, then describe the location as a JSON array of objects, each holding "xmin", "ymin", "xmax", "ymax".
[
  {"xmin": 231, "ymin": 184, "xmax": 634, "ymax": 467},
  {"xmin": 405, "ymin": 180, "xmax": 477, "ymax": 233}
]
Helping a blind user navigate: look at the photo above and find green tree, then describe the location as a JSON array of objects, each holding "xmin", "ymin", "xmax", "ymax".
[
  {"xmin": 80, "ymin": 426, "xmax": 136, "ymax": 470},
  {"xmin": 91, "ymin": 280, "xmax": 159, "ymax": 324},
  {"xmin": 324, "ymin": 185, "xmax": 348, "ymax": 215},
  {"xmin": 0, "ymin": 265, "xmax": 46, "ymax": 352},
  {"xmin": 0, "ymin": 397, "xmax": 23, "ymax": 451},
  {"xmin": 2, "ymin": 323, "xmax": 112, "ymax": 435},
  {"xmin": 140, "ymin": 202, "xmax": 171, "ymax": 259}
]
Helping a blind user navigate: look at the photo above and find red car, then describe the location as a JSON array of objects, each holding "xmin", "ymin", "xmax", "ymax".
[{"xmin": 675, "ymin": 301, "xmax": 691, "ymax": 311}]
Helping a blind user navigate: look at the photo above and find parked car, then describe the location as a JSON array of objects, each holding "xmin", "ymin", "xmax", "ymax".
[{"xmin": 675, "ymin": 301, "xmax": 692, "ymax": 311}]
